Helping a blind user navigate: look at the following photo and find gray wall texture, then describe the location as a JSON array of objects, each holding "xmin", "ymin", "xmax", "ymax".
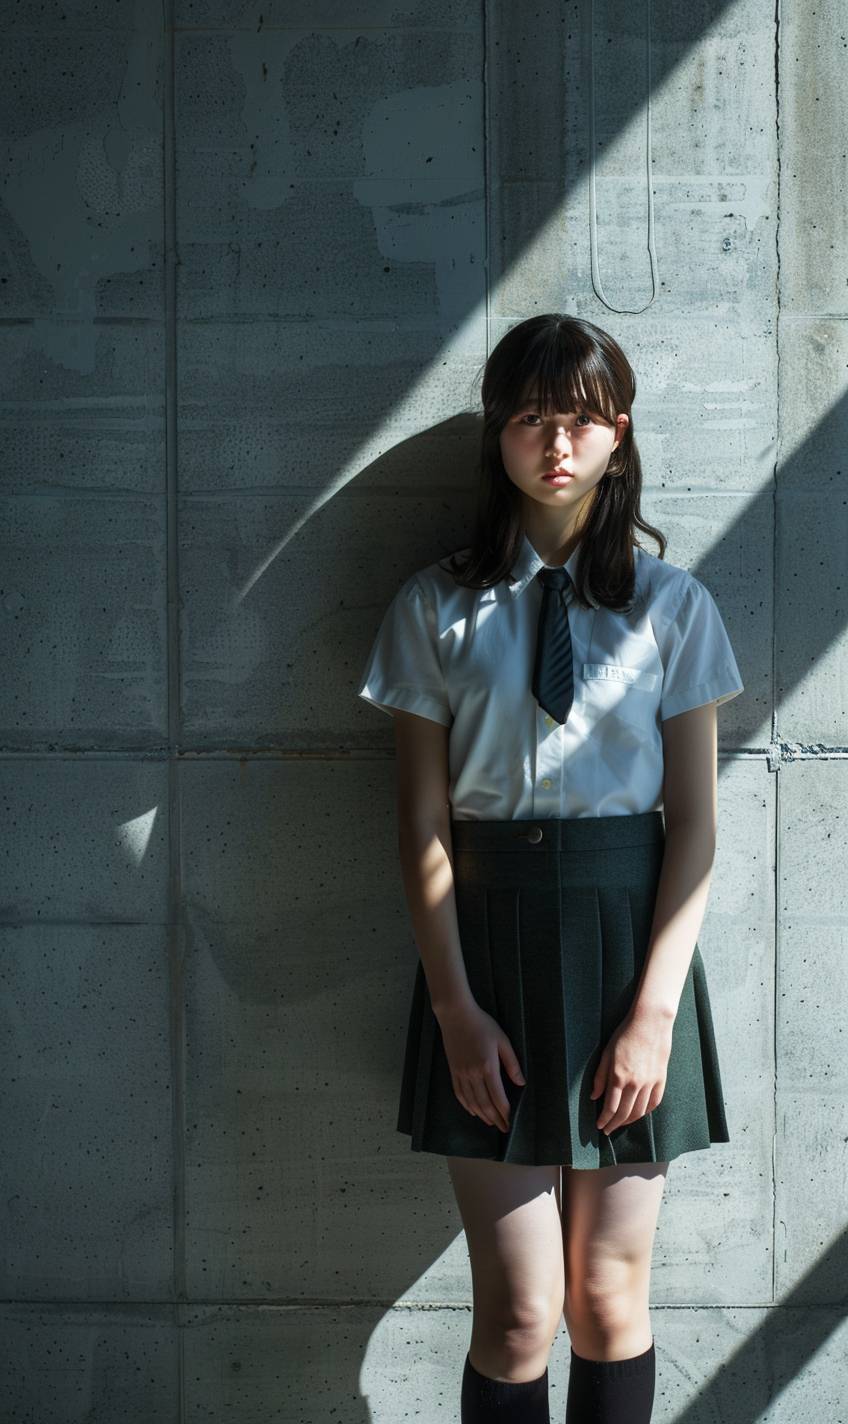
[{"xmin": 1, "ymin": 0, "xmax": 845, "ymax": 1418}]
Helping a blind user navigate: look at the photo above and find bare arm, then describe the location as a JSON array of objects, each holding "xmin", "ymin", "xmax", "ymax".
[
  {"xmin": 392, "ymin": 708, "xmax": 475, "ymax": 1023},
  {"xmin": 631, "ymin": 699, "xmax": 719, "ymax": 1024},
  {"xmin": 391, "ymin": 709, "xmax": 526, "ymax": 1132}
]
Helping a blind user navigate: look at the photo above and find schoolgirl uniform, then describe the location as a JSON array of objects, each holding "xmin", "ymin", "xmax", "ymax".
[{"xmin": 357, "ymin": 529, "xmax": 744, "ymax": 1169}]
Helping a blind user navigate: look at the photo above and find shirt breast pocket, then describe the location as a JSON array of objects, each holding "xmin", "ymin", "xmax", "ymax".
[
  {"xmin": 582, "ymin": 663, "xmax": 660, "ymax": 692},
  {"xmin": 580, "ymin": 662, "xmax": 661, "ymax": 734}
]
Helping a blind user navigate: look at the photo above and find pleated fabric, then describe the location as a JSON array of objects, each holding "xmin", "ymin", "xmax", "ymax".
[{"xmin": 396, "ymin": 810, "xmax": 730, "ymax": 1168}]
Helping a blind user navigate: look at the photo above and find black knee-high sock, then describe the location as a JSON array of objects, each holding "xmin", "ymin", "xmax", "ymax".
[
  {"xmin": 565, "ymin": 1339, "xmax": 655, "ymax": 1423},
  {"xmin": 461, "ymin": 1352, "xmax": 550, "ymax": 1422}
]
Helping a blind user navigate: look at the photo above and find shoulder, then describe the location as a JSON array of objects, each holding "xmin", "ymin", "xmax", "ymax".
[
  {"xmin": 404, "ymin": 546, "xmax": 474, "ymax": 609},
  {"xmin": 634, "ymin": 545, "xmax": 706, "ymax": 626}
]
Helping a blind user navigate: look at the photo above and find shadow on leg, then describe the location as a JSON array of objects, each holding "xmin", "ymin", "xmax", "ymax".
[
  {"xmin": 446, "ymin": 1155, "xmax": 564, "ymax": 1420},
  {"xmin": 561, "ymin": 1160, "xmax": 668, "ymax": 1423}
]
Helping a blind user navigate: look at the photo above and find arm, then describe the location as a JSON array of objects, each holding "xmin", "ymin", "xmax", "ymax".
[
  {"xmin": 391, "ymin": 708, "xmax": 526, "ymax": 1132},
  {"xmin": 391, "ymin": 707, "xmax": 475, "ymax": 1022},
  {"xmin": 631, "ymin": 699, "xmax": 719, "ymax": 1024},
  {"xmin": 591, "ymin": 699, "xmax": 720, "ymax": 1134}
]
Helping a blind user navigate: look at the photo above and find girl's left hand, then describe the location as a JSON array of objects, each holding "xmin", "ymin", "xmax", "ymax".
[{"xmin": 589, "ymin": 1009, "xmax": 674, "ymax": 1135}]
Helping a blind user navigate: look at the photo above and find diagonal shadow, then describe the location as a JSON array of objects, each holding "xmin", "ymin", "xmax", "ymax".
[
  {"xmin": 237, "ymin": 0, "xmax": 759, "ymax": 606},
  {"xmin": 668, "ymin": 1226, "xmax": 848, "ymax": 1422},
  {"xmin": 182, "ymin": 0, "xmax": 845, "ymax": 1416}
]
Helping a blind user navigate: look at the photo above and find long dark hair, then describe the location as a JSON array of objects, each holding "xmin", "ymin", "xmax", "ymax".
[{"xmin": 441, "ymin": 314, "xmax": 667, "ymax": 610}]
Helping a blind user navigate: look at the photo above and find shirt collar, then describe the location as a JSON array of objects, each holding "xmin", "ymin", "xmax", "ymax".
[{"xmin": 507, "ymin": 530, "xmax": 600, "ymax": 608}]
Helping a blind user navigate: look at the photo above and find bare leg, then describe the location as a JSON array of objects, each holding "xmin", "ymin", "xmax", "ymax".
[
  {"xmin": 447, "ymin": 1155, "xmax": 565, "ymax": 1384},
  {"xmin": 561, "ymin": 1161, "xmax": 668, "ymax": 1361}
]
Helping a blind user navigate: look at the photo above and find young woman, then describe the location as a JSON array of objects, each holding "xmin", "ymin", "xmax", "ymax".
[{"xmin": 357, "ymin": 314, "xmax": 744, "ymax": 1424}]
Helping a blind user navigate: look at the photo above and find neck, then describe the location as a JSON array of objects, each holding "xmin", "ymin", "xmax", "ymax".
[
  {"xmin": 523, "ymin": 518, "xmax": 584, "ymax": 567},
  {"xmin": 520, "ymin": 491, "xmax": 595, "ymax": 566}
]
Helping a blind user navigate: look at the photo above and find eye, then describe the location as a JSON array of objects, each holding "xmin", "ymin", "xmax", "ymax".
[{"xmin": 517, "ymin": 411, "xmax": 592, "ymax": 427}]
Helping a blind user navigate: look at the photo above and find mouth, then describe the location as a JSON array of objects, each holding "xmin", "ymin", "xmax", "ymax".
[{"xmin": 542, "ymin": 470, "xmax": 574, "ymax": 484}]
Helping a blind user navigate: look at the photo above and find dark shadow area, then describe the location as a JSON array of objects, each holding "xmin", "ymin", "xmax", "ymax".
[{"xmin": 185, "ymin": 1, "xmax": 831, "ymax": 1420}]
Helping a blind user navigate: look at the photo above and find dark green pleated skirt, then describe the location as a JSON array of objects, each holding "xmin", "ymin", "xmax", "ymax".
[{"xmin": 396, "ymin": 810, "xmax": 729, "ymax": 1169}]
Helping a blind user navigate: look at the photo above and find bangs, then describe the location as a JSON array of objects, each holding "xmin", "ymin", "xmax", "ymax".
[{"xmin": 514, "ymin": 355, "xmax": 620, "ymax": 424}]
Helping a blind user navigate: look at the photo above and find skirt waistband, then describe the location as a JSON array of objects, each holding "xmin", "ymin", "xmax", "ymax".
[{"xmin": 449, "ymin": 810, "xmax": 665, "ymax": 855}]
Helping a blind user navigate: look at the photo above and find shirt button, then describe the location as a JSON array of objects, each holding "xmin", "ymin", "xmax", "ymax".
[
  {"xmin": 541, "ymin": 777, "xmax": 552, "ymax": 789},
  {"xmin": 544, "ymin": 714, "xmax": 554, "ymax": 726}
]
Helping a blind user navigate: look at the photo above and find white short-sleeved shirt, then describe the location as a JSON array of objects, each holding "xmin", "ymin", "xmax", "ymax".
[{"xmin": 357, "ymin": 530, "xmax": 744, "ymax": 821}]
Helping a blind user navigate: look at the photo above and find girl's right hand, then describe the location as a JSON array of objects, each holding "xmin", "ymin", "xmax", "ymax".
[{"xmin": 437, "ymin": 1000, "xmax": 526, "ymax": 1133}]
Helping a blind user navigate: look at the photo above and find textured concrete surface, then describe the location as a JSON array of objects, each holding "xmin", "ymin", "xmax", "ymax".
[{"xmin": 0, "ymin": 0, "xmax": 842, "ymax": 1418}]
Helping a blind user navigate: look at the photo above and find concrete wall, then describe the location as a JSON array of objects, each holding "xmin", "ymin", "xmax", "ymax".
[{"xmin": 1, "ymin": 0, "xmax": 845, "ymax": 1417}]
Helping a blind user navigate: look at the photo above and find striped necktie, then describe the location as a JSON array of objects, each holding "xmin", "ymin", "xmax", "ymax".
[{"xmin": 532, "ymin": 566, "xmax": 574, "ymax": 724}]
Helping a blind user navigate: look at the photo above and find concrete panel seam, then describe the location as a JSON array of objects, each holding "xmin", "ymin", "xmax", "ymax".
[
  {"xmin": 771, "ymin": 0, "xmax": 782, "ymax": 1310},
  {"xmin": 162, "ymin": 3, "xmax": 188, "ymax": 1422}
]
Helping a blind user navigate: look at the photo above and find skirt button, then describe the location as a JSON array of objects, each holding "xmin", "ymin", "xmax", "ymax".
[{"xmin": 526, "ymin": 826, "xmax": 543, "ymax": 843}]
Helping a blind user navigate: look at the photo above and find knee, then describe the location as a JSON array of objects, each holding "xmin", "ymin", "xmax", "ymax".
[
  {"xmin": 476, "ymin": 1296, "xmax": 560, "ymax": 1358},
  {"xmin": 564, "ymin": 1259, "xmax": 647, "ymax": 1336}
]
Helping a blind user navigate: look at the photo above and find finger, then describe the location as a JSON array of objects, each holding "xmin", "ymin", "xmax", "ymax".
[
  {"xmin": 468, "ymin": 1070, "xmax": 505, "ymax": 1131},
  {"xmin": 609, "ymin": 1084, "xmax": 652, "ymax": 1131},
  {"xmin": 485, "ymin": 1069, "xmax": 511, "ymax": 1132},
  {"xmin": 460, "ymin": 1077, "xmax": 485, "ymax": 1120},
  {"xmin": 453, "ymin": 1079, "xmax": 480, "ymax": 1123},
  {"xmin": 596, "ymin": 1082, "xmax": 621, "ymax": 1130},
  {"xmin": 631, "ymin": 1084, "xmax": 654, "ymax": 1122},
  {"xmin": 468, "ymin": 1075, "xmax": 499, "ymax": 1128},
  {"xmin": 499, "ymin": 1040, "xmax": 526, "ymax": 1086},
  {"xmin": 600, "ymin": 1084, "xmax": 639, "ymax": 1134}
]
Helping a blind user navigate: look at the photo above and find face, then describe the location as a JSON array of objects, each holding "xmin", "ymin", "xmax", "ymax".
[{"xmin": 499, "ymin": 382, "xmax": 629, "ymax": 526}]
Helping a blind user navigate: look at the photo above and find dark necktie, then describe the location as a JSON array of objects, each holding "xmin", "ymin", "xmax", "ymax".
[{"xmin": 532, "ymin": 566, "xmax": 574, "ymax": 724}]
